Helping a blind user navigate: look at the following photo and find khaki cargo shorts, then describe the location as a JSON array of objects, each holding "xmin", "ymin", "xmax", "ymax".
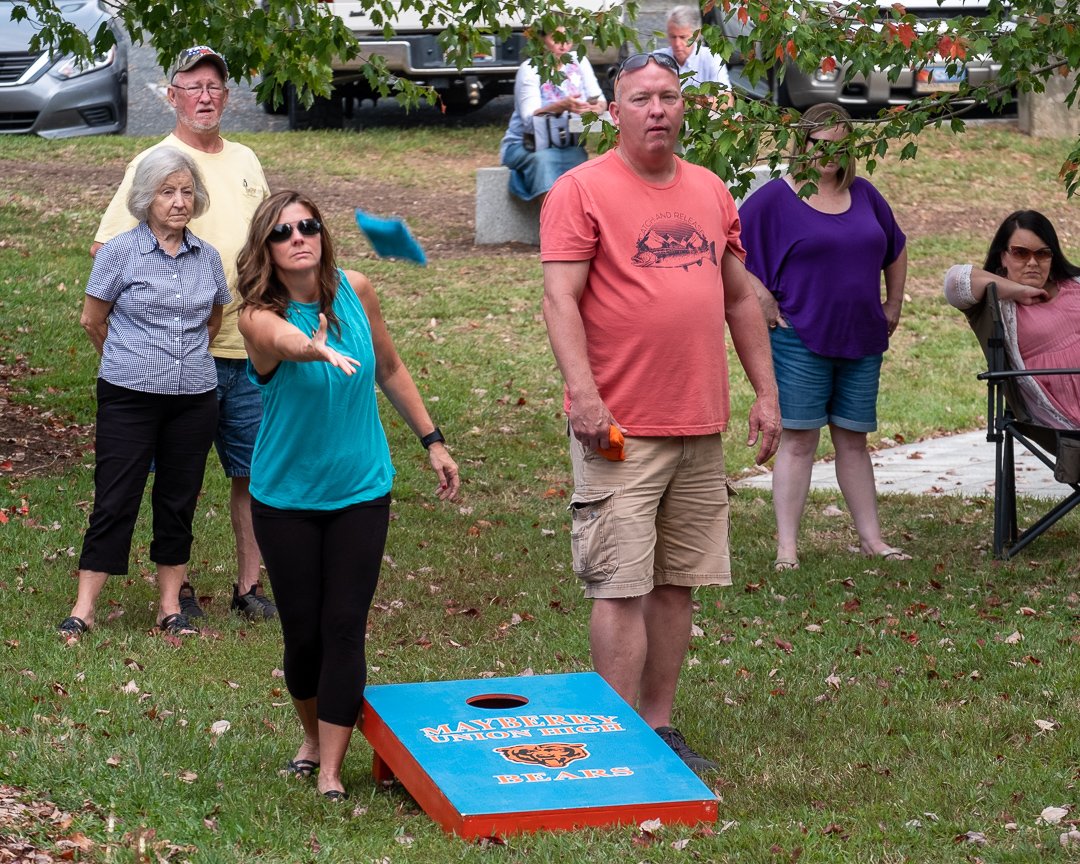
[{"xmin": 567, "ymin": 432, "xmax": 732, "ymax": 599}]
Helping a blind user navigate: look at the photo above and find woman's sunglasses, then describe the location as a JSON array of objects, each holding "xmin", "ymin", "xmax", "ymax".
[
  {"xmin": 615, "ymin": 51, "xmax": 680, "ymax": 85},
  {"xmin": 268, "ymin": 218, "xmax": 322, "ymax": 244},
  {"xmin": 1006, "ymin": 245, "xmax": 1052, "ymax": 263}
]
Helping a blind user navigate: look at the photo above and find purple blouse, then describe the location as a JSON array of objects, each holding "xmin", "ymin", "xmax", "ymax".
[{"xmin": 739, "ymin": 177, "xmax": 906, "ymax": 359}]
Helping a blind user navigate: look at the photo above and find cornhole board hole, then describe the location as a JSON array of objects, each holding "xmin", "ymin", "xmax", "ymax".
[{"xmin": 360, "ymin": 672, "xmax": 717, "ymax": 838}]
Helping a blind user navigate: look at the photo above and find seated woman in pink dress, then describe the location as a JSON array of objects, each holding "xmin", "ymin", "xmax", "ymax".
[{"xmin": 944, "ymin": 209, "xmax": 1080, "ymax": 429}]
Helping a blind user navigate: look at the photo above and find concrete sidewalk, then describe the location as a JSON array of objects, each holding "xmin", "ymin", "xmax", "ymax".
[{"xmin": 735, "ymin": 430, "xmax": 1064, "ymax": 499}]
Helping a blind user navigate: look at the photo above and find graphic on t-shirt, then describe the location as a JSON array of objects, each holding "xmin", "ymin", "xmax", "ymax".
[{"xmin": 631, "ymin": 217, "xmax": 717, "ymax": 270}]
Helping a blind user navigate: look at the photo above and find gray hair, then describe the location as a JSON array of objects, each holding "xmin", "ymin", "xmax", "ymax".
[
  {"xmin": 667, "ymin": 5, "xmax": 702, "ymax": 29},
  {"xmin": 126, "ymin": 146, "xmax": 210, "ymax": 222}
]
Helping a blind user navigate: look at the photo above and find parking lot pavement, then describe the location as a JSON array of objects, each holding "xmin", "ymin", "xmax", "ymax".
[
  {"xmin": 735, "ymin": 430, "xmax": 1062, "ymax": 499},
  {"xmin": 125, "ymin": 42, "xmax": 288, "ymax": 137}
]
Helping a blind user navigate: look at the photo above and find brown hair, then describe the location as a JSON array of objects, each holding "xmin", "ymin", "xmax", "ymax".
[
  {"xmin": 793, "ymin": 102, "xmax": 856, "ymax": 191},
  {"xmin": 236, "ymin": 190, "xmax": 342, "ymax": 333}
]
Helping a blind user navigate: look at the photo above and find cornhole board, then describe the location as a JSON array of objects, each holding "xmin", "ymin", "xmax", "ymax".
[{"xmin": 360, "ymin": 672, "xmax": 717, "ymax": 838}]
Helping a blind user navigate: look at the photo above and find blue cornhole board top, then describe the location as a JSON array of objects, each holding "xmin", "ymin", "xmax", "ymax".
[{"xmin": 363, "ymin": 672, "xmax": 715, "ymax": 817}]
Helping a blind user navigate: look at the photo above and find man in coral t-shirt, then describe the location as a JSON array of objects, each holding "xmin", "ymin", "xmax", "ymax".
[{"xmin": 540, "ymin": 52, "xmax": 780, "ymax": 774}]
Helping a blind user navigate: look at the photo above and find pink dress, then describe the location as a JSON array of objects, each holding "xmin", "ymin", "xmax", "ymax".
[{"xmin": 1016, "ymin": 278, "xmax": 1080, "ymax": 427}]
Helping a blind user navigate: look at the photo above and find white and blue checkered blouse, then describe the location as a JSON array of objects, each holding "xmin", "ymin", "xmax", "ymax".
[{"xmin": 87, "ymin": 222, "xmax": 230, "ymax": 395}]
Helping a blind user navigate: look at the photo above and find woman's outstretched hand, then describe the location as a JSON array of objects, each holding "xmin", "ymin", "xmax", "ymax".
[{"xmin": 307, "ymin": 313, "xmax": 362, "ymax": 374}]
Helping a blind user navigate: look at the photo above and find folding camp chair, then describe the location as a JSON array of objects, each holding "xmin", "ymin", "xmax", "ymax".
[{"xmin": 965, "ymin": 282, "xmax": 1080, "ymax": 559}]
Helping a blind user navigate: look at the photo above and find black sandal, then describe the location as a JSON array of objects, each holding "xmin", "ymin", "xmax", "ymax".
[
  {"xmin": 159, "ymin": 612, "xmax": 198, "ymax": 635},
  {"xmin": 284, "ymin": 759, "xmax": 320, "ymax": 779},
  {"xmin": 322, "ymin": 789, "xmax": 349, "ymax": 802},
  {"xmin": 58, "ymin": 616, "xmax": 89, "ymax": 638}
]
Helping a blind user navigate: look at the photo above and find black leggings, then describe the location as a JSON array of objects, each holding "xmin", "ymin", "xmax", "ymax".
[{"xmin": 251, "ymin": 496, "xmax": 390, "ymax": 727}]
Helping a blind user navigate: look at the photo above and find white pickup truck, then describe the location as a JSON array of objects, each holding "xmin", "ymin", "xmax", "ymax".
[{"xmin": 285, "ymin": 1, "xmax": 626, "ymax": 129}]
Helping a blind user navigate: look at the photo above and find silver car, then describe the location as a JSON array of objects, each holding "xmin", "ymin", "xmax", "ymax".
[
  {"xmin": 772, "ymin": 0, "xmax": 1005, "ymax": 111},
  {"xmin": 0, "ymin": 0, "xmax": 128, "ymax": 138}
]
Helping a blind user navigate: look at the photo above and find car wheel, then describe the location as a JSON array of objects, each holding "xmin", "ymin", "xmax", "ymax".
[
  {"xmin": 287, "ymin": 84, "xmax": 345, "ymax": 130},
  {"xmin": 771, "ymin": 71, "xmax": 794, "ymax": 107}
]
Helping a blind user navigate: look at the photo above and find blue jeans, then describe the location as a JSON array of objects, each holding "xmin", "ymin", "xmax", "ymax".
[
  {"xmin": 213, "ymin": 358, "xmax": 263, "ymax": 478},
  {"xmin": 501, "ymin": 141, "xmax": 588, "ymax": 201}
]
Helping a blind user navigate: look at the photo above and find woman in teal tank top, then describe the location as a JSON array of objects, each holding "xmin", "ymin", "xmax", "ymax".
[{"xmin": 236, "ymin": 191, "xmax": 460, "ymax": 802}]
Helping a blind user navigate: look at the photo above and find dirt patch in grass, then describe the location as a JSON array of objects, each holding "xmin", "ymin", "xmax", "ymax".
[{"xmin": 0, "ymin": 358, "xmax": 92, "ymax": 481}]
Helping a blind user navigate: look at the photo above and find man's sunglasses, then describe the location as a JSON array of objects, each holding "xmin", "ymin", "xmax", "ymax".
[
  {"xmin": 615, "ymin": 51, "xmax": 680, "ymax": 85},
  {"xmin": 268, "ymin": 218, "xmax": 322, "ymax": 244}
]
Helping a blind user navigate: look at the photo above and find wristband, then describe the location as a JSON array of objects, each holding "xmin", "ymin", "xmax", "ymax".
[{"xmin": 420, "ymin": 427, "xmax": 445, "ymax": 449}]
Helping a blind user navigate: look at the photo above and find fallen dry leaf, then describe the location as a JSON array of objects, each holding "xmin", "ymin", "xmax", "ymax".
[
  {"xmin": 1060, "ymin": 829, "xmax": 1080, "ymax": 847},
  {"xmin": 1039, "ymin": 805, "xmax": 1069, "ymax": 825},
  {"xmin": 210, "ymin": 720, "xmax": 231, "ymax": 736}
]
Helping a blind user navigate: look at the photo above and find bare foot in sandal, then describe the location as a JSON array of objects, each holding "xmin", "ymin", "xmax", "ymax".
[{"xmin": 863, "ymin": 545, "xmax": 911, "ymax": 561}]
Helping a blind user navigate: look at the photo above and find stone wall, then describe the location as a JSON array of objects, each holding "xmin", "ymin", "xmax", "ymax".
[{"xmin": 1018, "ymin": 70, "xmax": 1080, "ymax": 139}]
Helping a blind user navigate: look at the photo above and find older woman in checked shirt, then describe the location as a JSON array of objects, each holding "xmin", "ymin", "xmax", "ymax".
[{"xmin": 59, "ymin": 146, "xmax": 229, "ymax": 640}]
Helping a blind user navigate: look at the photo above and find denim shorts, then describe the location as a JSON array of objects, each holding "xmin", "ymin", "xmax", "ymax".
[
  {"xmin": 213, "ymin": 357, "xmax": 263, "ymax": 478},
  {"xmin": 770, "ymin": 324, "xmax": 882, "ymax": 433}
]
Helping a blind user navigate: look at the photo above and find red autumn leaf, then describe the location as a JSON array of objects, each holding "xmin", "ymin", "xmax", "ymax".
[
  {"xmin": 0, "ymin": 511, "xmax": 7, "ymax": 524},
  {"xmin": 892, "ymin": 2, "xmax": 906, "ymax": 13},
  {"xmin": 786, "ymin": 39, "xmax": 798, "ymax": 60},
  {"xmin": 774, "ymin": 638, "xmax": 794, "ymax": 653},
  {"xmin": 774, "ymin": 43, "xmax": 785, "ymax": 59},
  {"xmin": 842, "ymin": 598, "xmax": 861, "ymax": 612},
  {"xmin": 0, "ymin": 459, "xmax": 12, "ymax": 471},
  {"xmin": 821, "ymin": 57, "xmax": 837, "ymax": 74},
  {"xmin": 737, "ymin": 5, "xmax": 749, "ymax": 25},
  {"xmin": 897, "ymin": 22, "xmax": 917, "ymax": 48}
]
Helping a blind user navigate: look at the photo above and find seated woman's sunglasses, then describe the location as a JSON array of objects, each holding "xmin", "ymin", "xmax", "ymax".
[{"xmin": 269, "ymin": 218, "xmax": 323, "ymax": 243}]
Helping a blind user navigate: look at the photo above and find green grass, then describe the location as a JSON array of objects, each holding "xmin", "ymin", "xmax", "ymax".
[{"xmin": 1, "ymin": 124, "xmax": 1079, "ymax": 862}]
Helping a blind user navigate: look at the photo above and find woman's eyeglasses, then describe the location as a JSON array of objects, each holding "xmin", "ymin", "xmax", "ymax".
[
  {"xmin": 615, "ymin": 52, "xmax": 680, "ymax": 84},
  {"xmin": 268, "ymin": 218, "xmax": 323, "ymax": 244},
  {"xmin": 1006, "ymin": 245, "xmax": 1053, "ymax": 263}
]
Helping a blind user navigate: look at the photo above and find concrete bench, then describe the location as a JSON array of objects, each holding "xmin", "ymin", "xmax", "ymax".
[
  {"xmin": 475, "ymin": 166, "xmax": 541, "ymax": 246},
  {"xmin": 474, "ymin": 162, "xmax": 781, "ymax": 247}
]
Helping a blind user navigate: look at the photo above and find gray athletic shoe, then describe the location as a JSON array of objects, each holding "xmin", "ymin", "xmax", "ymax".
[
  {"xmin": 178, "ymin": 582, "xmax": 205, "ymax": 619},
  {"xmin": 655, "ymin": 726, "xmax": 719, "ymax": 775},
  {"xmin": 231, "ymin": 582, "xmax": 277, "ymax": 621}
]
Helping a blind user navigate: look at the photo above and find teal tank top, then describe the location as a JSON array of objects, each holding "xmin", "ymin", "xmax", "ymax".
[{"xmin": 248, "ymin": 270, "xmax": 394, "ymax": 510}]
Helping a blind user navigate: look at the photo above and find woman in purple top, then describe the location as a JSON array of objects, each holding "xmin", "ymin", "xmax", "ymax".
[{"xmin": 740, "ymin": 103, "xmax": 909, "ymax": 571}]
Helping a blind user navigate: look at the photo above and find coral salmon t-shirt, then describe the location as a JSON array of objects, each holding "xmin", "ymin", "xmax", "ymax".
[{"xmin": 540, "ymin": 150, "xmax": 745, "ymax": 436}]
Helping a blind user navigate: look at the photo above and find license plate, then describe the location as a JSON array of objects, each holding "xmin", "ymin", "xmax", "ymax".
[
  {"xmin": 471, "ymin": 35, "xmax": 498, "ymax": 64},
  {"xmin": 915, "ymin": 64, "xmax": 966, "ymax": 93}
]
